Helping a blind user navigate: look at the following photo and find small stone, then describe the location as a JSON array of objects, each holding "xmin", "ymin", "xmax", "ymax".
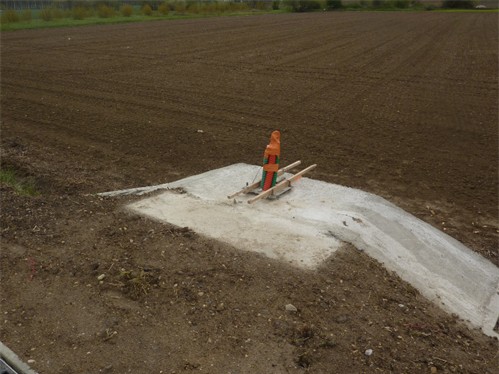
[
  {"xmin": 398, "ymin": 304, "xmax": 405, "ymax": 308},
  {"xmin": 216, "ymin": 303, "xmax": 225, "ymax": 311},
  {"xmin": 97, "ymin": 274, "xmax": 106, "ymax": 281},
  {"xmin": 336, "ymin": 315, "xmax": 349, "ymax": 323},
  {"xmin": 364, "ymin": 349, "xmax": 373, "ymax": 356},
  {"xmin": 431, "ymin": 367, "xmax": 438, "ymax": 374},
  {"xmin": 197, "ymin": 129, "xmax": 204, "ymax": 133},
  {"xmin": 27, "ymin": 359, "xmax": 35, "ymax": 364},
  {"xmin": 285, "ymin": 304, "xmax": 297, "ymax": 313},
  {"xmin": 197, "ymin": 291, "xmax": 204, "ymax": 297}
]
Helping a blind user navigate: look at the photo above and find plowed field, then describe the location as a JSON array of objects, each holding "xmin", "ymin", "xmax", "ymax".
[{"xmin": 1, "ymin": 12, "xmax": 498, "ymax": 373}]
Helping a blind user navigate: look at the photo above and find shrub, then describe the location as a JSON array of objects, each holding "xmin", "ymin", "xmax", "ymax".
[
  {"xmin": 1, "ymin": 9, "xmax": 20, "ymax": 23},
  {"xmin": 230, "ymin": 2, "xmax": 249, "ymax": 11},
  {"xmin": 272, "ymin": 1, "xmax": 281, "ymax": 10},
  {"xmin": 189, "ymin": 3, "xmax": 203, "ymax": 13},
  {"xmin": 121, "ymin": 4, "xmax": 134, "ymax": 17},
  {"xmin": 142, "ymin": 4, "xmax": 153, "ymax": 15},
  {"xmin": 158, "ymin": 3, "xmax": 170, "ymax": 15},
  {"xmin": 394, "ymin": 0, "xmax": 409, "ymax": 8},
  {"xmin": 284, "ymin": 0, "xmax": 322, "ymax": 12},
  {"xmin": 217, "ymin": 2, "xmax": 231, "ymax": 12},
  {"xmin": 202, "ymin": 2, "xmax": 217, "ymax": 13},
  {"xmin": 174, "ymin": 2, "xmax": 187, "ymax": 13},
  {"xmin": 51, "ymin": 7, "xmax": 64, "ymax": 19},
  {"xmin": 21, "ymin": 9, "xmax": 32, "ymax": 22},
  {"xmin": 72, "ymin": 6, "xmax": 87, "ymax": 20},
  {"xmin": 326, "ymin": 0, "xmax": 343, "ymax": 9},
  {"xmin": 97, "ymin": 4, "xmax": 115, "ymax": 18},
  {"xmin": 255, "ymin": 1, "xmax": 270, "ymax": 10},
  {"xmin": 39, "ymin": 8, "xmax": 53, "ymax": 21},
  {"xmin": 442, "ymin": 0, "xmax": 475, "ymax": 8},
  {"xmin": 346, "ymin": 2, "xmax": 362, "ymax": 9}
]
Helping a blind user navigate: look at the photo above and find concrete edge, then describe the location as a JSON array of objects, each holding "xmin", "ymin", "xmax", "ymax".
[
  {"xmin": 482, "ymin": 283, "xmax": 499, "ymax": 339},
  {"xmin": 0, "ymin": 342, "xmax": 38, "ymax": 374}
]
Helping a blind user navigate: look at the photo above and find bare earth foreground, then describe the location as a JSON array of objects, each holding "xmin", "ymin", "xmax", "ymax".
[{"xmin": 1, "ymin": 12, "xmax": 498, "ymax": 373}]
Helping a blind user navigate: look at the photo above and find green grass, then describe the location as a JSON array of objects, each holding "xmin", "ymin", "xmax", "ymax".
[
  {"xmin": 0, "ymin": 169, "xmax": 39, "ymax": 196},
  {"xmin": 0, "ymin": 10, "xmax": 285, "ymax": 32}
]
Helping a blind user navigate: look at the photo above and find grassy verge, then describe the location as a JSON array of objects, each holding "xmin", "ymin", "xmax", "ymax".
[
  {"xmin": 0, "ymin": 169, "xmax": 39, "ymax": 196},
  {"xmin": 0, "ymin": 10, "xmax": 285, "ymax": 32}
]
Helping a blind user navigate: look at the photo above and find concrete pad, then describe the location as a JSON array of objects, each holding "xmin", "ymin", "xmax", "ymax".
[{"xmin": 101, "ymin": 164, "xmax": 499, "ymax": 338}]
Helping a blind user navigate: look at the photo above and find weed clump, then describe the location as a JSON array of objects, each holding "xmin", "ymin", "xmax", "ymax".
[
  {"xmin": 0, "ymin": 169, "xmax": 39, "ymax": 196},
  {"xmin": 118, "ymin": 268, "xmax": 160, "ymax": 299}
]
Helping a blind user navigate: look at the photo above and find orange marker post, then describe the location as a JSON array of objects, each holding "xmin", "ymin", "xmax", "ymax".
[{"xmin": 260, "ymin": 130, "xmax": 281, "ymax": 191}]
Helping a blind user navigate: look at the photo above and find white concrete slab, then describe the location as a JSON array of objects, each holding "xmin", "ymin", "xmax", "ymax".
[{"xmin": 101, "ymin": 164, "xmax": 499, "ymax": 338}]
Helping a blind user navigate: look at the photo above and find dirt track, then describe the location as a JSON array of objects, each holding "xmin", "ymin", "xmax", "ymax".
[{"xmin": 1, "ymin": 12, "xmax": 498, "ymax": 373}]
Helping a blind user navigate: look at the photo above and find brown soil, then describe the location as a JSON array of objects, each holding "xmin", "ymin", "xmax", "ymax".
[{"xmin": 1, "ymin": 12, "xmax": 498, "ymax": 373}]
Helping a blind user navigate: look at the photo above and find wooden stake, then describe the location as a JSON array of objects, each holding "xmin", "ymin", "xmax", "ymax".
[
  {"xmin": 227, "ymin": 161, "xmax": 302, "ymax": 199},
  {"xmin": 247, "ymin": 164, "xmax": 317, "ymax": 204}
]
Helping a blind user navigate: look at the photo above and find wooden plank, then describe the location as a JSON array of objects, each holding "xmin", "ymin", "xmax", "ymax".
[
  {"xmin": 227, "ymin": 161, "xmax": 302, "ymax": 199},
  {"xmin": 247, "ymin": 164, "xmax": 317, "ymax": 204}
]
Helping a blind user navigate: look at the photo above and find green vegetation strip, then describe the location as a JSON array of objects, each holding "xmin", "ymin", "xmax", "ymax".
[
  {"xmin": 0, "ymin": 169, "xmax": 39, "ymax": 196},
  {"xmin": 0, "ymin": 1, "xmax": 284, "ymax": 32},
  {"xmin": 1, "ymin": 1, "xmax": 497, "ymax": 31}
]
